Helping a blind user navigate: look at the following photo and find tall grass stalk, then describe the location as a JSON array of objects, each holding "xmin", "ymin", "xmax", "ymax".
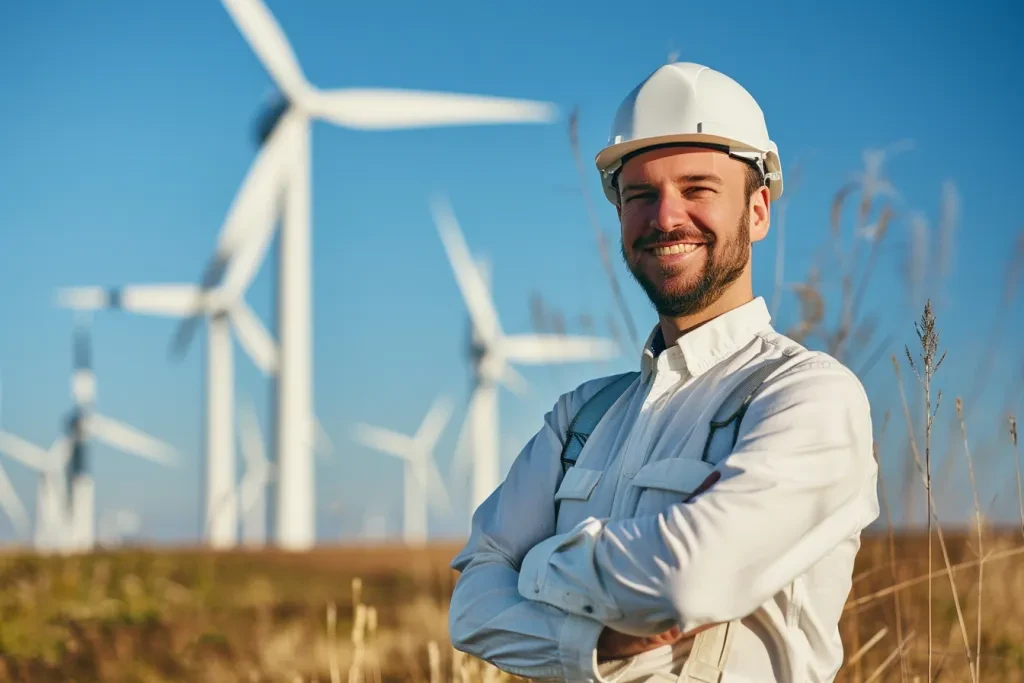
[
  {"xmin": 902, "ymin": 301, "xmax": 946, "ymax": 678},
  {"xmin": 893, "ymin": 311, "xmax": 977, "ymax": 683},
  {"xmin": 957, "ymin": 397, "xmax": 984, "ymax": 682},
  {"xmin": 1010, "ymin": 415, "xmax": 1023, "ymax": 541}
]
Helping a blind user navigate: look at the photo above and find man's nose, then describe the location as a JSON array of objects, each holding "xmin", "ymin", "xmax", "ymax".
[{"xmin": 653, "ymin": 195, "xmax": 688, "ymax": 233}]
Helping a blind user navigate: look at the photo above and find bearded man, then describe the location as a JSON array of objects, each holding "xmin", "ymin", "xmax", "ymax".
[{"xmin": 448, "ymin": 62, "xmax": 879, "ymax": 683}]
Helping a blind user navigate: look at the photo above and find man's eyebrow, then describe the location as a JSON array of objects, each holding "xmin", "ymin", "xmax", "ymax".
[{"xmin": 619, "ymin": 174, "xmax": 724, "ymax": 195}]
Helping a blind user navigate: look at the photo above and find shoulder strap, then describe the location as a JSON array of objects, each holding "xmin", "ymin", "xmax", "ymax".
[
  {"xmin": 560, "ymin": 372, "xmax": 639, "ymax": 473},
  {"xmin": 701, "ymin": 355, "xmax": 789, "ymax": 462},
  {"xmin": 679, "ymin": 621, "xmax": 736, "ymax": 683}
]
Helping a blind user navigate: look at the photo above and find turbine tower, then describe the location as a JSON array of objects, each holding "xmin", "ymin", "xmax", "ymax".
[
  {"xmin": 352, "ymin": 396, "xmax": 453, "ymax": 545},
  {"xmin": 429, "ymin": 195, "xmax": 620, "ymax": 519},
  {"xmin": 214, "ymin": 0, "xmax": 559, "ymax": 550}
]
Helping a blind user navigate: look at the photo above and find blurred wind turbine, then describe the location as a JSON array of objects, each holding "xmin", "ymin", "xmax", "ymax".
[
  {"xmin": 52, "ymin": 317, "xmax": 178, "ymax": 552},
  {"xmin": 352, "ymin": 396, "xmax": 453, "ymax": 546},
  {"xmin": 55, "ymin": 113, "xmax": 294, "ymax": 550},
  {"xmin": 0, "ymin": 379, "xmax": 32, "ymax": 543},
  {"xmin": 57, "ymin": 114, "xmax": 334, "ymax": 550},
  {"xmin": 429, "ymin": 195, "xmax": 620, "ymax": 521},
  {"xmin": 217, "ymin": 0, "xmax": 558, "ymax": 550}
]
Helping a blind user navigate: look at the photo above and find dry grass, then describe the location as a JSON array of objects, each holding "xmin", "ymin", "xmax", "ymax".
[{"xmin": 0, "ymin": 533, "xmax": 1021, "ymax": 682}]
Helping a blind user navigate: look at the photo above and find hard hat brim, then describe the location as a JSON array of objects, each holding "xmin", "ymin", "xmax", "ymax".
[{"xmin": 595, "ymin": 133, "xmax": 783, "ymax": 203}]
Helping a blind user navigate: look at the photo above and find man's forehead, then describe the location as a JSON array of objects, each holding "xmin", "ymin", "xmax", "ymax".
[{"xmin": 619, "ymin": 147, "xmax": 735, "ymax": 182}]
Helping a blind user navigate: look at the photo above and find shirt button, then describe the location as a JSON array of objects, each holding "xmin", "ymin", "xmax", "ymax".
[{"xmin": 583, "ymin": 605, "xmax": 593, "ymax": 614}]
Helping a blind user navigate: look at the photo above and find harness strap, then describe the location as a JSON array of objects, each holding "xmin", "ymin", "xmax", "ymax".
[
  {"xmin": 701, "ymin": 357, "xmax": 788, "ymax": 462},
  {"xmin": 677, "ymin": 622, "xmax": 736, "ymax": 683},
  {"xmin": 559, "ymin": 372, "xmax": 639, "ymax": 473}
]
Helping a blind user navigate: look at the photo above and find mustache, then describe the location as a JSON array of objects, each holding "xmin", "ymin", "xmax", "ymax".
[{"xmin": 633, "ymin": 229, "xmax": 713, "ymax": 251}]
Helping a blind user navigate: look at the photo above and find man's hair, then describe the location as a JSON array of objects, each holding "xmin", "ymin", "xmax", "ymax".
[{"xmin": 742, "ymin": 163, "xmax": 765, "ymax": 204}]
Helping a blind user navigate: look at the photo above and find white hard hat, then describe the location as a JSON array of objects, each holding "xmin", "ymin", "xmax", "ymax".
[{"xmin": 595, "ymin": 62, "xmax": 783, "ymax": 204}]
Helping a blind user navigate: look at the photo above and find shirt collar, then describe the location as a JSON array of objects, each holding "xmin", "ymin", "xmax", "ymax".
[{"xmin": 639, "ymin": 297, "xmax": 772, "ymax": 381}]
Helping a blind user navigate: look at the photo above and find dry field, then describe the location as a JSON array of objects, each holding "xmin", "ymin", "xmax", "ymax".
[{"xmin": 0, "ymin": 530, "xmax": 1022, "ymax": 683}]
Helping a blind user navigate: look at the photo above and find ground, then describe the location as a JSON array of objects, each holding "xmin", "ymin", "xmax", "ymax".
[{"xmin": 0, "ymin": 530, "xmax": 1021, "ymax": 682}]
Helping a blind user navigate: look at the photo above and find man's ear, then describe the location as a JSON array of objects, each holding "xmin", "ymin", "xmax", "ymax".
[{"xmin": 749, "ymin": 186, "xmax": 771, "ymax": 243}]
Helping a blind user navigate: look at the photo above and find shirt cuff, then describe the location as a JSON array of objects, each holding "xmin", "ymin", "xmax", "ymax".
[
  {"xmin": 558, "ymin": 613, "xmax": 637, "ymax": 682},
  {"xmin": 519, "ymin": 518, "xmax": 621, "ymax": 620}
]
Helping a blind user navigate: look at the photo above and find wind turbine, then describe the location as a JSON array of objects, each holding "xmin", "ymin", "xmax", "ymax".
[
  {"xmin": 46, "ymin": 317, "xmax": 178, "ymax": 552},
  {"xmin": 55, "ymin": 113, "xmax": 293, "ymax": 550},
  {"xmin": 352, "ymin": 396, "xmax": 453, "ymax": 546},
  {"xmin": 216, "ymin": 0, "xmax": 558, "ymax": 550},
  {"xmin": 429, "ymin": 195, "xmax": 620, "ymax": 520}
]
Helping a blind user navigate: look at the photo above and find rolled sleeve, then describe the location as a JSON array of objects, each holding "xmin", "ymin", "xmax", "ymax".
[{"xmin": 516, "ymin": 360, "xmax": 880, "ymax": 636}]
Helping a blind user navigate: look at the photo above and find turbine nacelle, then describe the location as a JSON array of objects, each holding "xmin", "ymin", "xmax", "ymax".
[{"xmin": 254, "ymin": 92, "xmax": 291, "ymax": 148}]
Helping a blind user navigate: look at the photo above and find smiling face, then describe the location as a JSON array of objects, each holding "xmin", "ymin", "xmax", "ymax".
[{"xmin": 616, "ymin": 146, "xmax": 770, "ymax": 320}]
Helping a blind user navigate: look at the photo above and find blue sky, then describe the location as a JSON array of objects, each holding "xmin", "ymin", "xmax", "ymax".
[{"xmin": 1, "ymin": 0, "xmax": 1022, "ymax": 544}]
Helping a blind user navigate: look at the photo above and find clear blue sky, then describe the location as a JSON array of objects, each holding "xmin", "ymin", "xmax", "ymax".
[{"xmin": 1, "ymin": 0, "xmax": 1022, "ymax": 544}]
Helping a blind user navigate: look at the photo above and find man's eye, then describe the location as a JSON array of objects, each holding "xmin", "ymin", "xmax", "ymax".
[
  {"xmin": 624, "ymin": 192, "xmax": 655, "ymax": 203},
  {"xmin": 687, "ymin": 187, "xmax": 715, "ymax": 197}
]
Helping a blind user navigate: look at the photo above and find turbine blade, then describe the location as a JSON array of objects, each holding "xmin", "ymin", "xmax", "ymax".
[
  {"xmin": 312, "ymin": 416, "xmax": 334, "ymax": 459},
  {"xmin": 56, "ymin": 285, "xmax": 203, "ymax": 317},
  {"xmin": 229, "ymin": 302, "xmax": 279, "ymax": 375},
  {"xmin": 0, "ymin": 431, "xmax": 55, "ymax": 472},
  {"xmin": 307, "ymin": 88, "xmax": 557, "ymax": 130},
  {"xmin": 0, "ymin": 462, "xmax": 29, "ymax": 539},
  {"xmin": 448, "ymin": 386, "xmax": 481, "ymax": 488},
  {"xmin": 500, "ymin": 365, "xmax": 529, "ymax": 396},
  {"xmin": 429, "ymin": 195, "xmax": 501, "ymax": 341},
  {"xmin": 351, "ymin": 424, "xmax": 414, "ymax": 459},
  {"xmin": 189, "ymin": 109, "xmax": 294, "ymax": 302},
  {"xmin": 220, "ymin": 0, "xmax": 308, "ymax": 102},
  {"xmin": 84, "ymin": 414, "xmax": 177, "ymax": 466},
  {"xmin": 171, "ymin": 109, "xmax": 295, "ymax": 360},
  {"xmin": 415, "ymin": 395, "xmax": 453, "ymax": 451},
  {"xmin": 239, "ymin": 399, "xmax": 267, "ymax": 470},
  {"xmin": 500, "ymin": 334, "xmax": 620, "ymax": 365},
  {"xmin": 238, "ymin": 465, "xmax": 270, "ymax": 513},
  {"xmin": 215, "ymin": 119, "xmax": 294, "ymax": 303},
  {"xmin": 425, "ymin": 455, "xmax": 452, "ymax": 516}
]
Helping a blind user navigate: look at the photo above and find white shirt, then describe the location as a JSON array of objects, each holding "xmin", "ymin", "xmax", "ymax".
[{"xmin": 448, "ymin": 297, "xmax": 879, "ymax": 682}]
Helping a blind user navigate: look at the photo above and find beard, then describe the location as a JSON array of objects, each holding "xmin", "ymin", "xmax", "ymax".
[{"xmin": 621, "ymin": 211, "xmax": 751, "ymax": 318}]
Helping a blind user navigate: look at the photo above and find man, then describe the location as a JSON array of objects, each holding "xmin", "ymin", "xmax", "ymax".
[{"xmin": 448, "ymin": 62, "xmax": 879, "ymax": 682}]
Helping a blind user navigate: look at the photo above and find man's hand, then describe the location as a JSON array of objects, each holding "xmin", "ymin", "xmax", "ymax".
[
  {"xmin": 596, "ymin": 623, "xmax": 720, "ymax": 663},
  {"xmin": 596, "ymin": 626, "xmax": 683, "ymax": 662}
]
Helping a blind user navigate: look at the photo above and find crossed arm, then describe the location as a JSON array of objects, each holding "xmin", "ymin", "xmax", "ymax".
[{"xmin": 448, "ymin": 363, "xmax": 879, "ymax": 680}]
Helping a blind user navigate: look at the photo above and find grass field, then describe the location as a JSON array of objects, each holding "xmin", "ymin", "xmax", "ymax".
[{"xmin": 0, "ymin": 530, "xmax": 1022, "ymax": 682}]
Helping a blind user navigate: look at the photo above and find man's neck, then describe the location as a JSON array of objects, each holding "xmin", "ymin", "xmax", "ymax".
[{"xmin": 658, "ymin": 287, "xmax": 754, "ymax": 349}]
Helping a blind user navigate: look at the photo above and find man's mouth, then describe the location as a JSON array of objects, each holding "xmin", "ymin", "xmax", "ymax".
[{"xmin": 649, "ymin": 243, "xmax": 705, "ymax": 256}]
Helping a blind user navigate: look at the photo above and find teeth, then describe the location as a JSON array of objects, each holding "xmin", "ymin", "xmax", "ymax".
[{"xmin": 652, "ymin": 243, "xmax": 702, "ymax": 256}]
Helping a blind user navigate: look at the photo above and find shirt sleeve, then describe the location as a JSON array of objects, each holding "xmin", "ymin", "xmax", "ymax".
[
  {"xmin": 449, "ymin": 378, "xmax": 636, "ymax": 682},
  {"xmin": 515, "ymin": 360, "xmax": 881, "ymax": 637}
]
